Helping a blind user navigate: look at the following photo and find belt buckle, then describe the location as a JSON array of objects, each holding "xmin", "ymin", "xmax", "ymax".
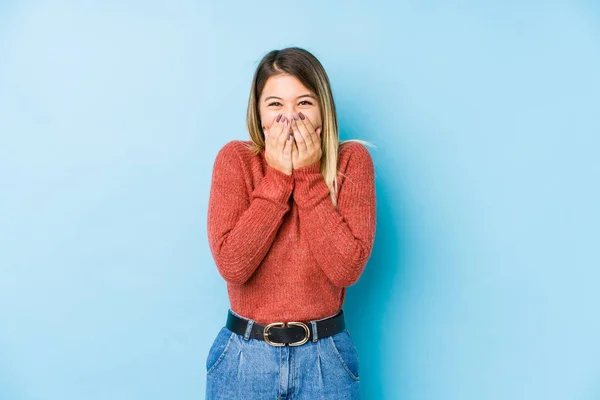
[{"xmin": 263, "ymin": 321, "xmax": 310, "ymax": 347}]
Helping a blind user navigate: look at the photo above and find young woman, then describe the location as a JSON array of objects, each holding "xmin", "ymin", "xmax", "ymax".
[{"xmin": 205, "ymin": 47, "xmax": 377, "ymax": 399}]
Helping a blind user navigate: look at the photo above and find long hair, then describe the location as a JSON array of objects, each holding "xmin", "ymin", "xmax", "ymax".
[{"xmin": 244, "ymin": 47, "xmax": 375, "ymax": 208}]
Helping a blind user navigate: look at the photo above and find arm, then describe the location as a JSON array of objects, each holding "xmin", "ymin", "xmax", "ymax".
[
  {"xmin": 293, "ymin": 143, "xmax": 377, "ymax": 288},
  {"xmin": 207, "ymin": 141, "xmax": 294, "ymax": 285}
]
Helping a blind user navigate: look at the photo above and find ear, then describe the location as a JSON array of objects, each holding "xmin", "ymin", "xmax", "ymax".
[{"xmin": 316, "ymin": 127, "xmax": 322, "ymax": 135}]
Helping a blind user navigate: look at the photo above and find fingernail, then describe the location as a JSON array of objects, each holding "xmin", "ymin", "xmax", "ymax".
[
  {"xmin": 293, "ymin": 113, "xmax": 299, "ymax": 120},
  {"xmin": 276, "ymin": 114, "xmax": 282, "ymax": 122},
  {"xmin": 298, "ymin": 112, "xmax": 305, "ymax": 120}
]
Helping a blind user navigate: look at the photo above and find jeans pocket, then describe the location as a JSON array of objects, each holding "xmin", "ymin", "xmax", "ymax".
[
  {"xmin": 328, "ymin": 328, "xmax": 360, "ymax": 381},
  {"xmin": 206, "ymin": 327, "xmax": 236, "ymax": 375}
]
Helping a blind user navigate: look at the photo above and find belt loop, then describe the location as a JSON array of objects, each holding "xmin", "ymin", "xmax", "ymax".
[
  {"xmin": 243, "ymin": 319, "xmax": 254, "ymax": 341},
  {"xmin": 311, "ymin": 320, "xmax": 318, "ymax": 342}
]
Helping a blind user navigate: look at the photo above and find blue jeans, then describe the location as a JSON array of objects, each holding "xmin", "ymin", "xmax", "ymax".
[{"xmin": 205, "ymin": 309, "xmax": 361, "ymax": 399}]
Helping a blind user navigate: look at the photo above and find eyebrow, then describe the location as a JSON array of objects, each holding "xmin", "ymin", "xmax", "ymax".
[{"xmin": 263, "ymin": 94, "xmax": 316, "ymax": 102}]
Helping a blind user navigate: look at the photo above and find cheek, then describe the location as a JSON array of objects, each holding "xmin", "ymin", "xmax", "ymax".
[
  {"xmin": 260, "ymin": 111, "xmax": 280, "ymax": 129},
  {"xmin": 303, "ymin": 111, "xmax": 322, "ymax": 129}
]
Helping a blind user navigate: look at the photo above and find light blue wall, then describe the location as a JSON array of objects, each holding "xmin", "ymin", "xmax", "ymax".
[{"xmin": 1, "ymin": 1, "xmax": 598, "ymax": 399}]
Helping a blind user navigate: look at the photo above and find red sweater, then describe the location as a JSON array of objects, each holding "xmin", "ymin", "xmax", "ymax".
[{"xmin": 207, "ymin": 140, "xmax": 376, "ymax": 325}]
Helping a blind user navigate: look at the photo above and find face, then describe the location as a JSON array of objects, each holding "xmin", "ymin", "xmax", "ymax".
[{"xmin": 259, "ymin": 74, "xmax": 322, "ymax": 136}]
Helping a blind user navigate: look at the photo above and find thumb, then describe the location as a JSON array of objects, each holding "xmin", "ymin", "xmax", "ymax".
[{"xmin": 316, "ymin": 127, "xmax": 322, "ymax": 136}]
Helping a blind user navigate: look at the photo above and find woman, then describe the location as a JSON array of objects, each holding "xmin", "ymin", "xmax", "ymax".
[{"xmin": 205, "ymin": 47, "xmax": 376, "ymax": 399}]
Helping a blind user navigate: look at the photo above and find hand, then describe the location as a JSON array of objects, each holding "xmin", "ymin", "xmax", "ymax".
[
  {"xmin": 263, "ymin": 114, "xmax": 294, "ymax": 175},
  {"xmin": 290, "ymin": 112, "xmax": 322, "ymax": 169}
]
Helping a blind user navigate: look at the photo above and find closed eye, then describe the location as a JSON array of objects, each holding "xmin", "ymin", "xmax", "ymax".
[{"xmin": 268, "ymin": 101, "xmax": 313, "ymax": 107}]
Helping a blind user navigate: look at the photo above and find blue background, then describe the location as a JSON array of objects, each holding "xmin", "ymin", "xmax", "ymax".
[{"xmin": 1, "ymin": 1, "xmax": 599, "ymax": 399}]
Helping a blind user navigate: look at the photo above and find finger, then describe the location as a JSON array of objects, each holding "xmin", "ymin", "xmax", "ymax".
[
  {"xmin": 291, "ymin": 115, "xmax": 309, "ymax": 153},
  {"xmin": 291, "ymin": 135, "xmax": 299, "ymax": 162},
  {"xmin": 268, "ymin": 114, "xmax": 283, "ymax": 147},
  {"xmin": 283, "ymin": 129, "xmax": 293, "ymax": 156},
  {"xmin": 293, "ymin": 113, "xmax": 315, "ymax": 150},
  {"xmin": 285, "ymin": 115, "xmax": 294, "ymax": 138},
  {"xmin": 274, "ymin": 113, "xmax": 285, "ymax": 133},
  {"xmin": 277, "ymin": 116, "xmax": 290, "ymax": 152},
  {"xmin": 298, "ymin": 112, "xmax": 320, "ymax": 144}
]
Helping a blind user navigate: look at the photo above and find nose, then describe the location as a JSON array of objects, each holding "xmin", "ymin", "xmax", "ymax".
[
  {"xmin": 280, "ymin": 104, "xmax": 299, "ymax": 120},
  {"xmin": 281, "ymin": 110, "xmax": 298, "ymax": 122}
]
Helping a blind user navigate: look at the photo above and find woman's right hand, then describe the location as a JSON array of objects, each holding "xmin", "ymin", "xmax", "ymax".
[{"xmin": 263, "ymin": 114, "xmax": 293, "ymax": 176}]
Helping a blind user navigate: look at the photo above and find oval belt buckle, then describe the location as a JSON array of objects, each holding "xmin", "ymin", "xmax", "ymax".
[
  {"xmin": 287, "ymin": 321, "xmax": 310, "ymax": 346},
  {"xmin": 263, "ymin": 321, "xmax": 310, "ymax": 346},
  {"xmin": 263, "ymin": 322, "xmax": 285, "ymax": 346}
]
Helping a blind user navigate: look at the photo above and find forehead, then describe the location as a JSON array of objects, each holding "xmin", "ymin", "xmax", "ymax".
[{"xmin": 262, "ymin": 74, "xmax": 313, "ymax": 97}]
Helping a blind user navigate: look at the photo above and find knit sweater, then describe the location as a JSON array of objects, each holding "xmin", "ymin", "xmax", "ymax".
[{"xmin": 207, "ymin": 139, "xmax": 376, "ymax": 325}]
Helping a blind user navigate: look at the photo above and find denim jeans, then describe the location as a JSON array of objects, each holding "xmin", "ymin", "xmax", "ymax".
[{"xmin": 205, "ymin": 309, "xmax": 361, "ymax": 399}]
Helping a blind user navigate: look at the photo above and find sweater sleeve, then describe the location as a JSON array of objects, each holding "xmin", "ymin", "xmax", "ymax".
[
  {"xmin": 292, "ymin": 143, "xmax": 376, "ymax": 288},
  {"xmin": 207, "ymin": 141, "xmax": 294, "ymax": 285}
]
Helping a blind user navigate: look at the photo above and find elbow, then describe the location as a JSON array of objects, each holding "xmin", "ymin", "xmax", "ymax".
[
  {"xmin": 214, "ymin": 258, "xmax": 252, "ymax": 286},
  {"xmin": 223, "ymin": 274, "xmax": 249, "ymax": 286},
  {"xmin": 209, "ymin": 236, "xmax": 252, "ymax": 286},
  {"xmin": 329, "ymin": 259, "xmax": 370, "ymax": 288},
  {"xmin": 330, "ymin": 242, "xmax": 373, "ymax": 288},
  {"xmin": 330, "ymin": 273, "xmax": 362, "ymax": 288}
]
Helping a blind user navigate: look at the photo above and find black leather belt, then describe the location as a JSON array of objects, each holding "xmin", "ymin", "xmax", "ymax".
[{"xmin": 225, "ymin": 308, "xmax": 345, "ymax": 346}]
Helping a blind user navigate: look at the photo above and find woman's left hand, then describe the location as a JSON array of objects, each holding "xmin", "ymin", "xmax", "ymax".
[{"xmin": 291, "ymin": 112, "xmax": 323, "ymax": 169}]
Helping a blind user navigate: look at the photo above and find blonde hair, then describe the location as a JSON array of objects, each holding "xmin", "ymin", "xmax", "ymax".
[{"xmin": 244, "ymin": 47, "xmax": 376, "ymax": 207}]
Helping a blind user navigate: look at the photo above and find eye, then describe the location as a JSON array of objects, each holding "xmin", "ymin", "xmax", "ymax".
[{"xmin": 267, "ymin": 101, "xmax": 313, "ymax": 107}]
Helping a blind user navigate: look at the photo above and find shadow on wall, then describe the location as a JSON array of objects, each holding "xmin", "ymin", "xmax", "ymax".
[{"xmin": 339, "ymin": 114, "xmax": 410, "ymax": 399}]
